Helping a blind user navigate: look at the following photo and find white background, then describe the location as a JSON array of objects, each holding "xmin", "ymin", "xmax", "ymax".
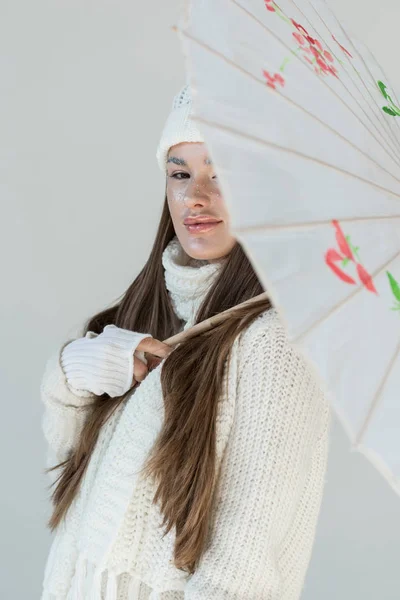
[{"xmin": 1, "ymin": 0, "xmax": 400, "ymax": 597}]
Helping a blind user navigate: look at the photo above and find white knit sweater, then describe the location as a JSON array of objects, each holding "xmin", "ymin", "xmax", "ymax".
[{"xmin": 40, "ymin": 237, "xmax": 331, "ymax": 600}]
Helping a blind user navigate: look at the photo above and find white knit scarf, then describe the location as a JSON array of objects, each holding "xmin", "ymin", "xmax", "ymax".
[
  {"xmin": 60, "ymin": 236, "xmax": 226, "ymax": 600},
  {"xmin": 162, "ymin": 235, "xmax": 227, "ymax": 325}
]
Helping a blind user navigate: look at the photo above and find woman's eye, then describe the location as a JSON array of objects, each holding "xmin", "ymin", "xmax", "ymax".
[
  {"xmin": 171, "ymin": 172, "xmax": 190, "ymax": 180},
  {"xmin": 169, "ymin": 172, "xmax": 217, "ymax": 182}
]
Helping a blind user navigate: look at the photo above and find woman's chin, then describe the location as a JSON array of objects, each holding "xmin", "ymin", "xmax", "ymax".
[{"xmin": 179, "ymin": 233, "xmax": 236, "ymax": 263}]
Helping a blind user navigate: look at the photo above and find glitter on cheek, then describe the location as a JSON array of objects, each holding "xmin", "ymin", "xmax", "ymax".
[
  {"xmin": 168, "ymin": 180, "xmax": 190, "ymax": 204},
  {"xmin": 167, "ymin": 177, "xmax": 223, "ymax": 205}
]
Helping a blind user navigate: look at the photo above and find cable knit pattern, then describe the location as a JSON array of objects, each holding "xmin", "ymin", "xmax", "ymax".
[{"xmin": 40, "ymin": 236, "xmax": 331, "ymax": 600}]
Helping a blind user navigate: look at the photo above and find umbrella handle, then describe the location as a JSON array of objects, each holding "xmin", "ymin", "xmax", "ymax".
[{"xmin": 163, "ymin": 292, "xmax": 268, "ymax": 347}]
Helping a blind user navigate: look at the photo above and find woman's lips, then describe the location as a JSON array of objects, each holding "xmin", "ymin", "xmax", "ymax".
[{"xmin": 185, "ymin": 221, "xmax": 222, "ymax": 234}]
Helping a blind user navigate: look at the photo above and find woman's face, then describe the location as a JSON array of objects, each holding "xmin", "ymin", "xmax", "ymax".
[{"xmin": 166, "ymin": 142, "xmax": 236, "ymax": 262}]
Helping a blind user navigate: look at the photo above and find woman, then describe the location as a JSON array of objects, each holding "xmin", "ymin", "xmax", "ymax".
[{"xmin": 40, "ymin": 84, "xmax": 331, "ymax": 599}]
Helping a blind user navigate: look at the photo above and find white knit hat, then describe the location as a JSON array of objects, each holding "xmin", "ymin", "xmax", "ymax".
[{"xmin": 156, "ymin": 84, "xmax": 205, "ymax": 172}]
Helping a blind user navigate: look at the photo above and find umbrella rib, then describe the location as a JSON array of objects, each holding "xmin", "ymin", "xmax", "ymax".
[
  {"xmin": 263, "ymin": 0, "xmax": 400, "ymax": 159},
  {"xmin": 354, "ymin": 339, "xmax": 400, "ymax": 447},
  {"xmin": 181, "ymin": 23, "xmax": 400, "ymax": 189},
  {"xmin": 234, "ymin": 215, "xmax": 400, "ymax": 235},
  {"xmin": 230, "ymin": 0, "xmax": 400, "ymax": 168},
  {"xmin": 291, "ymin": 0, "xmax": 400, "ymax": 156},
  {"xmin": 293, "ymin": 248, "xmax": 400, "ymax": 344},
  {"xmin": 317, "ymin": 0, "xmax": 400, "ymax": 150},
  {"xmin": 191, "ymin": 113, "xmax": 400, "ymax": 201}
]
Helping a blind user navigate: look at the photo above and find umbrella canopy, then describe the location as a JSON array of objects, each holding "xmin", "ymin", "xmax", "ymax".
[{"xmin": 176, "ymin": 0, "xmax": 400, "ymax": 496}]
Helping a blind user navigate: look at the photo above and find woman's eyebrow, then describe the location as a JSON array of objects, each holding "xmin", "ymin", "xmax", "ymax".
[
  {"xmin": 167, "ymin": 156, "xmax": 187, "ymax": 166},
  {"xmin": 167, "ymin": 157, "xmax": 213, "ymax": 166}
]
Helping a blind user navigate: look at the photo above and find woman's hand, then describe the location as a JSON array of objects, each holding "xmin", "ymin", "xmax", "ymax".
[
  {"xmin": 61, "ymin": 325, "xmax": 173, "ymax": 398},
  {"xmin": 132, "ymin": 337, "xmax": 172, "ymax": 387}
]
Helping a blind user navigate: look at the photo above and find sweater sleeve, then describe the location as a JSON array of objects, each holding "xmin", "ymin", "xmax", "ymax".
[
  {"xmin": 60, "ymin": 325, "xmax": 152, "ymax": 398},
  {"xmin": 184, "ymin": 321, "xmax": 331, "ymax": 600},
  {"xmin": 41, "ymin": 326, "xmax": 152, "ymax": 483},
  {"xmin": 41, "ymin": 339, "xmax": 97, "ymax": 483}
]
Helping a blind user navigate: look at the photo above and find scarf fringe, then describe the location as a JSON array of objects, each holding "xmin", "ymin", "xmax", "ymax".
[
  {"xmin": 43, "ymin": 565, "xmax": 183, "ymax": 600},
  {"xmin": 106, "ymin": 572, "xmax": 118, "ymax": 600},
  {"xmin": 127, "ymin": 576, "xmax": 142, "ymax": 596},
  {"xmin": 66, "ymin": 554, "xmax": 86, "ymax": 600},
  {"xmin": 43, "ymin": 552, "xmax": 178, "ymax": 599},
  {"xmin": 89, "ymin": 564, "xmax": 103, "ymax": 600}
]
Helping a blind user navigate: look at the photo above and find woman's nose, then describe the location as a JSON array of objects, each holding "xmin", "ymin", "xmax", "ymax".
[{"xmin": 184, "ymin": 179, "xmax": 214, "ymax": 206}]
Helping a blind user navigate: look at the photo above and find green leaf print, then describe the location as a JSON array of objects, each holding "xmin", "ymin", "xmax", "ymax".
[
  {"xmin": 387, "ymin": 271, "xmax": 400, "ymax": 302},
  {"xmin": 383, "ymin": 106, "xmax": 399, "ymax": 116},
  {"xmin": 378, "ymin": 80, "xmax": 390, "ymax": 99},
  {"xmin": 378, "ymin": 80, "xmax": 400, "ymax": 117}
]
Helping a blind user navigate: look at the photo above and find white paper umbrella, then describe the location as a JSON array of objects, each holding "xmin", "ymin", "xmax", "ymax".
[{"xmin": 174, "ymin": 0, "xmax": 400, "ymax": 496}]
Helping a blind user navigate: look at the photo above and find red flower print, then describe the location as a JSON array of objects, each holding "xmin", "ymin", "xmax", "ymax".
[
  {"xmin": 328, "ymin": 65, "xmax": 339, "ymax": 77},
  {"xmin": 325, "ymin": 249, "xmax": 357, "ymax": 284},
  {"xmin": 290, "ymin": 19, "xmax": 339, "ymax": 79},
  {"xmin": 291, "ymin": 19, "xmax": 308, "ymax": 37},
  {"xmin": 317, "ymin": 56, "xmax": 330, "ymax": 73},
  {"xmin": 326, "ymin": 221, "xmax": 377, "ymax": 294},
  {"xmin": 292, "ymin": 31, "xmax": 306, "ymax": 46},
  {"xmin": 332, "ymin": 220, "xmax": 353, "ymax": 260},
  {"xmin": 357, "ymin": 264, "xmax": 377, "ymax": 294},
  {"xmin": 264, "ymin": 5, "xmax": 342, "ymax": 84},
  {"xmin": 332, "ymin": 34, "xmax": 353, "ymax": 58},
  {"xmin": 291, "ymin": 20, "xmax": 319, "ymax": 48},
  {"xmin": 274, "ymin": 73, "xmax": 285, "ymax": 86},
  {"xmin": 263, "ymin": 69, "xmax": 285, "ymax": 89},
  {"xmin": 313, "ymin": 39, "xmax": 323, "ymax": 52},
  {"xmin": 264, "ymin": 0, "xmax": 276, "ymax": 11}
]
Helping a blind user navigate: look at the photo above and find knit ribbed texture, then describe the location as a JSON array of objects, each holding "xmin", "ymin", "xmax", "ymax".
[
  {"xmin": 61, "ymin": 326, "xmax": 153, "ymax": 398},
  {"xmin": 40, "ymin": 237, "xmax": 331, "ymax": 600},
  {"xmin": 161, "ymin": 236, "xmax": 226, "ymax": 325},
  {"xmin": 156, "ymin": 84, "xmax": 204, "ymax": 172}
]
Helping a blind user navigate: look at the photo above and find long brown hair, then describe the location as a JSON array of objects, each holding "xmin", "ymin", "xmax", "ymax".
[{"xmin": 46, "ymin": 197, "xmax": 270, "ymax": 574}]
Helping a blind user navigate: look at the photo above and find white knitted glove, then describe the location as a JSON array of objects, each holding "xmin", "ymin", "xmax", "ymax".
[{"xmin": 60, "ymin": 324, "xmax": 153, "ymax": 398}]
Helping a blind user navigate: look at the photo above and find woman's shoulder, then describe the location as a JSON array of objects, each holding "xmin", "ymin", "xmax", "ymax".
[
  {"xmin": 237, "ymin": 306, "xmax": 287, "ymax": 357},
  {"xmin": 235, "ymin": 306, "xmax": 331, "ymax": 439},
  {"xmin": 236, "ymin": 306, "xmax": 325, "ymax": 395}
]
